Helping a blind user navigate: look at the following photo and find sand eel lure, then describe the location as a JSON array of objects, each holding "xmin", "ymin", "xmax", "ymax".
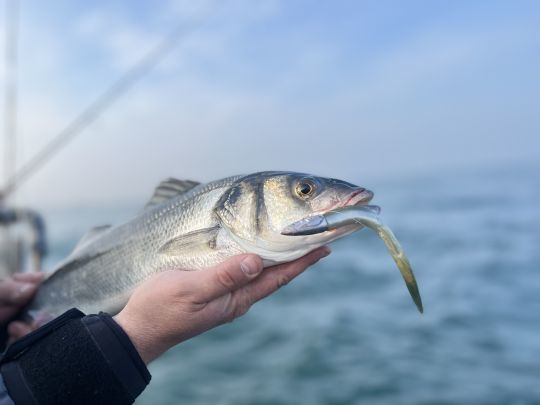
[{"xmin": 282, "ymin": 205, "xmax": 423, "ymax": 313}]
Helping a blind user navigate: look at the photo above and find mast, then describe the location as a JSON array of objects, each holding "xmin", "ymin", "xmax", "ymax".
[{"xmin": 2, "ymin": 0, "xmax": 19, "ymax": 204}]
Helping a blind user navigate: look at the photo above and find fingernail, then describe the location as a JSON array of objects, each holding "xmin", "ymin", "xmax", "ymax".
[
  {"xmin": 240, "ymin": 256, "xmax": 262, "ymax": 277},
  {"xmin": 320, "ymin": 246, "xmax": 332, "ymax": 258}
]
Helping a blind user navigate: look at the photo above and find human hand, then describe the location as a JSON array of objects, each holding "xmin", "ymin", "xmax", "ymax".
[
  {"xmin": 114, "ymin": 246, "xmax": 331, "ymax": 364},
  {"xmin": 0, "ymin": 272, "xmax": 46, "ymax": 341}
]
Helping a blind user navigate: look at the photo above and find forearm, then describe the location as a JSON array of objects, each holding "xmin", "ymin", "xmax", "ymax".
[{"xmin": 0, "ymin": 309, "xmax": 150, "ymax": 405}]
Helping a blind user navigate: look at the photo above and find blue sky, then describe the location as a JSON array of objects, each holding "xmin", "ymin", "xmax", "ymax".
[{"xmin": 1, "ymin": 0, "xmax": 539, "ymax": 206}]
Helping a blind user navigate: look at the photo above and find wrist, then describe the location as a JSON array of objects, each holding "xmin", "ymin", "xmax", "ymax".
[{"xmin": 113, "ymin": 312, "xmax": 161, "ymax": 365}]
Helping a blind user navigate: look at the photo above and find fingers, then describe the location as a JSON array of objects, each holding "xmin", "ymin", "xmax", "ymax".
[
  {"xmin": 0, "ymin": 275, "xmax": 42, "ymax": 323},
  {"xmin": 190, "ymin": 254, "xmax": 264, "ymax": 302},
  {"xmin": 7, "ymin": 320, "xmax": 39, "ymax": 345},
  {"xmin": 0, "ymin": 279, "xmax": 39, "ymax": 306},
  {"xmin": 234, "ymin": 246, "xmax": 331, "ymax": 306},
  {"xmin": 12, "ymin": 272, "xmax": 47, "ymax": 283},
  {"xmin": 8, "ymin": 320, "xmax": 35, "ymax": 340}
]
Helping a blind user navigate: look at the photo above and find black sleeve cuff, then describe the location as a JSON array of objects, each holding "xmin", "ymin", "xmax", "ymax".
[
  {"xmin": 0, "ymin": 309, "xmax": 151, "ymax": 405},
  {"xmin": 82, "ymin": 313, "xmax": 151, "ymax": 399}
]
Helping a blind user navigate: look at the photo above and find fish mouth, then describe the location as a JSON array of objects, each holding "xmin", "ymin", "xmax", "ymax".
[
  {"xmin": 281, "ymin": 188, "xmax": 375, "ymax": 237},
  {"xmin": 343, "ymin": 188, "xmax": 374, "ymax": 207},
  {"xmin": 308, "ymin": 188, "xmax": 374, "ymax": 222},
  {"xmin": 285, "ymin": 189, "xmax": 375, "ymax": 237}
]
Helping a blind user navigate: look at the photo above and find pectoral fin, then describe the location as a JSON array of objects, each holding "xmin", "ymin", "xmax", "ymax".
[{"xmin": 159, "ymin": 226, "xmax": 220, "ymax": 256}]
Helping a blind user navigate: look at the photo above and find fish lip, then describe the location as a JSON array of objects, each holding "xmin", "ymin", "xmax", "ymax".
[
  {"xmin": 313, "ymin": 188, "xmax": 374, "ymax": 217},
  {"xmin": 343, "ymin": 188, "xmax": 374, "ymax": 207}
]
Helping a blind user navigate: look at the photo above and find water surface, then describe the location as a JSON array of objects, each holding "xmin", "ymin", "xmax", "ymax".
[{"xmin": 42, "ymin": 166, "xmax": 540, "ymax": 404}]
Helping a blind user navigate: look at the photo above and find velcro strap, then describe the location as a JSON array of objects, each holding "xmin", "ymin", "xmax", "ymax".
[{"xmin": 0, "ymin": 308, "xmax": 84, "ymax": 363}]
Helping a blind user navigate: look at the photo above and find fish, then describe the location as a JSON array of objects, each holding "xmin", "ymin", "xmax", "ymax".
[{"xmin": 27, "ymin": 171, "xmax": 422, "ymax": 319}]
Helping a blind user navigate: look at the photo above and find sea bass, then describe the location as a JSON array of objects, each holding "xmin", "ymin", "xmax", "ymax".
[{"xmin": 28, "ymin": 171, "xmax": 422, "ymax": 319}]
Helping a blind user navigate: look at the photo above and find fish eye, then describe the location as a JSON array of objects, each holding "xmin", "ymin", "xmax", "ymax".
[{"xmin": 295, "ymin": 179, "xmax": 316, "ymax": 199}]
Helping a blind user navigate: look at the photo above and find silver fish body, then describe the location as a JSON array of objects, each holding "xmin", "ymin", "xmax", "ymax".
[{"xmin": 28, "ymin": 172, "xmax": 374, "ymax": 319}]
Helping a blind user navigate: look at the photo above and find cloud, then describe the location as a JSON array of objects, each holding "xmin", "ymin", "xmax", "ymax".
[{"xmin": 2, "ymin": 1, "xmax": 538, "ymax": 207}]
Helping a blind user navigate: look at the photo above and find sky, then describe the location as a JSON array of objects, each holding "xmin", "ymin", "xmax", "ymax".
[{"xmin": 0, "ymin": 0, "xmax": 539, "ymax": 207}]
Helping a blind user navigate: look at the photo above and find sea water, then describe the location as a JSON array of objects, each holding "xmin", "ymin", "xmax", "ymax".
[{"xmin": 41, "ymin": 165, "xmax": 540, "ymax": 404}]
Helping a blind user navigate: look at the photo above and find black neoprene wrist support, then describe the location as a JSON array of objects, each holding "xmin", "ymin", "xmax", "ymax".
[{"xmin": 0, "ymin": 308, "xmax": 151, "ymax": 405}]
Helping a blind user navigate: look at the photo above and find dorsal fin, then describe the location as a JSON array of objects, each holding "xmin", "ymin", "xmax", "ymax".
[
  {"xmin": 145, "ymin": 178, "xmax": 200, "ymax": 208},
  {"xmin": 71, "ymin": 225, "xmax": 112, "ymax": 254}
]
